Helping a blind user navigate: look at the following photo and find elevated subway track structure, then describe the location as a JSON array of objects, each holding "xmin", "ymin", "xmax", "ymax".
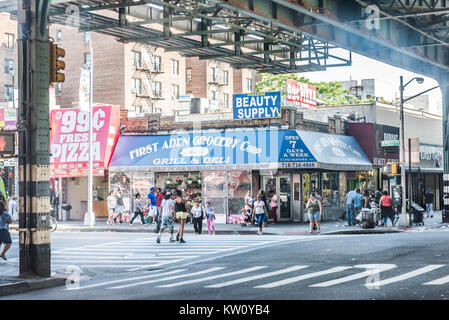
[
  {"xmin": 1, "ymin": 0, "xmax": 449, "ymax": 277},
  {"xmin": 1, "ymin": 0, "xmax": 352, "ymax": 73}
]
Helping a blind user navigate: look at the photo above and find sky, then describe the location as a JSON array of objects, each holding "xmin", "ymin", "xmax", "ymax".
[{"xmin": 300, "ymin": 49, "xmax": 442, "ymax": 103}]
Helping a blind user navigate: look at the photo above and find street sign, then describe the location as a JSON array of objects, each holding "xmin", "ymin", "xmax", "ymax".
[
  {"xmin": 0, "ymin": 132, "xmax": 15, "ymax": 154},
  {"xmin": 381, "ymin": 140, "xmax": 400, "ymax": 147}
]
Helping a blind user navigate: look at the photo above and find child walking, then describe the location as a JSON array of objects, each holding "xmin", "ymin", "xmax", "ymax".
[{"xmin": 205, "ymin": 202, "xmax": 216, "ymax": 235}]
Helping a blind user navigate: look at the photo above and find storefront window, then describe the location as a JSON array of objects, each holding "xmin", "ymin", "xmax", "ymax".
[
  {"xmin": 109, "ymin": 172, "xmax": 132, "ymax": 212},
  {"xmin": 202, "ymin": 171, "xmax": 227, "ymax": 224},
  {"xmin": 322, "ymin": 172, "xmax": 341, "ymax": 208},
  {"xmin": 227, "ymin": 171, "xmax": 251, "ymax": 224},
  {"xmin": 302, "ymin": 172, "xmax": 319, "ymax": 209}
]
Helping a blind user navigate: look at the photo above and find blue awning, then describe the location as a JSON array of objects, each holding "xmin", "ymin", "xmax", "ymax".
[{"xmin": 109, "ymin": 129, "xmax": 372, "ymax": 172}]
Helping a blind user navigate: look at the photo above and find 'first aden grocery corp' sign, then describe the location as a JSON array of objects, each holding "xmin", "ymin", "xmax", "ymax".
[{"xmin": 233, "ymin": 91, "xmax": 281, "ymax": 120}]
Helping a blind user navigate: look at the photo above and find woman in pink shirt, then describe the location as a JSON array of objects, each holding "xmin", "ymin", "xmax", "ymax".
[
  {"xmin": 379, "ymin": 191, "xmax": 395, "ymax": 227},
  {"xmin": 269, "ymin": 191, "xmax": 278, "ymax": 224}
]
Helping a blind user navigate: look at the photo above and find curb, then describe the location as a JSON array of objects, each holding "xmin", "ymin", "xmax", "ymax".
[{"xmin": 0, "ymin": 276, "xmax": 66, "ymax": 297}]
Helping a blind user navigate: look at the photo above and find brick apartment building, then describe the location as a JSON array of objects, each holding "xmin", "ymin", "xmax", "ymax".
[
  {"xmin": 48, "ymin": 24, "xmax": 261, "ymax": 115},
  {"xmin": 0, "ymin": 13, "xmax": 17, "ymax": 108},
  {"xmin": 186, "ymin": 57, "xmax": 261, "ymax": 113}
]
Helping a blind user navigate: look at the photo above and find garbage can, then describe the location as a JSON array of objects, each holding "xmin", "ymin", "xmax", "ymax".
[{"xmin": 61, "ymin": 203, "xmax": 72, "ymax": 221}]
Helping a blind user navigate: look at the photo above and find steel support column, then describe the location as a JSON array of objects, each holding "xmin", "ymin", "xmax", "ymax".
[
  {"xmin": 17, "ymin": 0, "xmax": 51, "ymax": 277},
  {"xmin": 439, "ymin": 75, "xmax": 449, "ymax": 223}
]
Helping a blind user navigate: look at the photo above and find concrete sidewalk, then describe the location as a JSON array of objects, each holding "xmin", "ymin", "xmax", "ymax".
[{"xmin": 8, "ymin": 210, "xmax": 448, "ymax": 235}]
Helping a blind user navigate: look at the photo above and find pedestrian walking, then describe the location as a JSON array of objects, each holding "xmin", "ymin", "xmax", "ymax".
[
  {"xmin": 306, "ymin": 193, "xmax": 322, "ymax": 233},
  {"xmin": 156, "ymin": 192, "xmax": 175, "ymax": 244},
  {"xmin": 258, "ymin": 189, "xmax": 268, "ymax": 228},
  {"xmin": 0, "ymin": 201, "xmax": 12, "ymax": 261},
  {"xmin": 115, "ymin": 189, "xmax": 124, "ymax": 224},
  {"xmin": 107, "ymin": 191, "xmax": 117, "ymax": 225},
  {"xmin": 379, "ymin": 190, "xmax": 395, "ymax": 227},
  {"xmin": 190, "ymin": 200, "xmax": 204, "ymax": 235},
  {"xmin": 130, "ymin": 193, "xmax": 146, "ymax": 225},
  {"xmin": 344, "ymin": 188, "xmax": 357, "ymax": 226},
  {"xmin": 424, "ymin": 188, "xmax": 434, "ymax": 218},
  {"xmin": 269, "ymin": 190, "xmax": 278, "ymax": 224},
  {"xmin": 147, "ymin": 187, "xmax": 158, "ymax": 225},
  {"xmin": 252, "ymin": 194, "xmax": 268, "ymax": 235},
  {"xmin": 353, "ymin": 189, "xmax": 364, "ymax": 224},
  {"xmin": 156, "ymin": 187, "xmax": 164, "ymax": 219},
  {"xmin": 8, "ymin": 196, "xmax": 17, "ymax": 222},
  {"xmin": 205, "ymin": 202, "xmax": 216, "ymax": 235},
  {"xmin": 363, "ymin": 189, "xmax": 370, "ymax": 208},
  {"xmin": 174, "ymin": 190, "xmax": 188, "ymax": 243}
]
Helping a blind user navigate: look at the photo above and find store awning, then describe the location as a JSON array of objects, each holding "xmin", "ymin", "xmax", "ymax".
[{"xmin": 109, "ymin": 129, "xmax": 372, "ymax": 172}]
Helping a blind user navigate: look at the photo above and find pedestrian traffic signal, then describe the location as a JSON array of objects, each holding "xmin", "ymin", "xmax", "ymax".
[
  {"xmin": 49, "ymin": 43, "xmax": 65, "ymax": 83},
  {"xmin": 0, "ymin": 132, "xmax": 15, "ymax": 155}
]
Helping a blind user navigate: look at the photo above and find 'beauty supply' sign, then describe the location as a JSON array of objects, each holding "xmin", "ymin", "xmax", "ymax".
[
  {"xmin": 233, "ymin": 91, "xmax": 281, "ymax": 120},
  {"xmin": 50, "ymin": 106, "xmax": 120, "ymax": 177}
]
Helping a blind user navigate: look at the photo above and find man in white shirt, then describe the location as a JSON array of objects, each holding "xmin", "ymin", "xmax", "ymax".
[{"xmin": 8, "ymin": 197, "xmax": 18, "ymax": 222}]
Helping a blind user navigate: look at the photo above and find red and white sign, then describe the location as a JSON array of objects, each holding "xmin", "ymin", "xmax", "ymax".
[
  {"xmin": 286, "ymin": 79, "xmax": 317, "ymax": 109},
  {"xmin": 50, "ymin": 106, "xmax": 120, "ymax": 177}
]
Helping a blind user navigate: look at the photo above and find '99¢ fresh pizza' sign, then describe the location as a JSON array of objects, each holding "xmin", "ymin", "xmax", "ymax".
[{"xmin": 50, "ymin": 106, "xmax": 120, "ymax": 175}]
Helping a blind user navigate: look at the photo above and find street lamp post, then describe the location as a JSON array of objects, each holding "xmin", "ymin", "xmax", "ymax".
[
  {"xmin": 84, "ymin": 33, "xmax": 95, "ymax": 227},
  {"xmin": 398, "ymin": 76, "xmax": 439, "ymax": 227}
]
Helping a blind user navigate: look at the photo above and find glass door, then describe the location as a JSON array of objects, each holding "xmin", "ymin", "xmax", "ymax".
[{"xmin": 279, "ymin": 176, "xmax": 291, "ymax": 219}]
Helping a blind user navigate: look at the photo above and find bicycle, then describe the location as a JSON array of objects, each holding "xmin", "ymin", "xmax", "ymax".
[{"xmin": 49, "ymin": 204, "xmax": 57, "ymax": 232}]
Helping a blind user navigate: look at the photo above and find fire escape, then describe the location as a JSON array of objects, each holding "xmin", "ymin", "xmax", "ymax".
[
  {"xmin": 132, "ymin": 43, "xmax": 164, "ymax": 114},
  {"xmin": 207, "ymin": 61, "xmax": 226, "ymax": 113}
]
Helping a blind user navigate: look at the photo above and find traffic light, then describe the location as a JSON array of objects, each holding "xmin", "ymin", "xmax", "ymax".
[
  {"xmin": 384, "ymin": 162, "xmax": 399, "ymax": 176},
  {"xmin": 49, "ymin": 43, "xmax": 65, "ymax": 83}
]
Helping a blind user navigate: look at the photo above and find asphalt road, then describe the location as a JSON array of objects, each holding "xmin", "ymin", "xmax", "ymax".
[{"xmin": 2, "ymin": 228, "xmax": 449, "ymax": 300}]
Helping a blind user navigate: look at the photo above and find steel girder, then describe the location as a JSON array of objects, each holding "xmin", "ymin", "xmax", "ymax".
[{"xmin": 1, "ymin": 0, "xmax": 351, "ymax": 73}]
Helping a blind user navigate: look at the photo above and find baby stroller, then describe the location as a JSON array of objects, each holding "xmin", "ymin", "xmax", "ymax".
[
  {"xmin": 241, "ymin": 209, "xmax": 253, "ymax": 227},
  {"xmin": 356, "ymin": 205, "xmax": 376, "ymax": 229}
]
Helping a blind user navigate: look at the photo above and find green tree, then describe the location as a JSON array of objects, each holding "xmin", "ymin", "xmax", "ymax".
[{"xmin": 254, "ymin": 73, "xmax": 376, "ymax": 106}]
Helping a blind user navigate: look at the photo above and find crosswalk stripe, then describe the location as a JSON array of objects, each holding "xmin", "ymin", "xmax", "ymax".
[
  {"xmin": 51, "ymin": 257, "xmax": 199, "ymax": 263},
  {"xmin": 367, "ymin": 265, "xmax": 445, "ymax": 287},
  {"xmin": 310, "ymin": 264, "xmax": 397, "ymax": 288},
  {"xmin": 109, "ymin": 267, "xmax": 225, "ymax": 289},
  {"xmin": 75, "ymin": 268, "xmax": 188, "ymax": 290},
  {"xmin": 423, "ymin": 275, "xmax": 449, "ymax": 285},
  {"xmin": 157, "ymin": 266, "xmax": 267, "ymax": 288},
  {"xmin": 255, "ymin": 266, "xmax": 353, "ymax": 288},
  {"xmin": 204, "ymin": 266, "xmax": 308, "ymax": 288}
]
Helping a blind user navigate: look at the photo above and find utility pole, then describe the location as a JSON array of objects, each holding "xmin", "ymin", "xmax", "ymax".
[
  {"xmin": 399, "ymin": 76, "xmax": 409, "ymax": 226},
  {"xmin": 17, "ymin": 0, "xmax": 52, "ymax": 277}
]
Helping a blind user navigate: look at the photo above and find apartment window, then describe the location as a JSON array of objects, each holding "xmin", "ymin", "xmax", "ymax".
[
  {"xmin": 211, "ymin": 90, "xmax": 218, "ymax": 101},
  {"xmin": 211, "ymin": 67, "xmax": 220, "ymax": 82},
  {"xmin": 171, "ymin": 84, "xmax": 179, "ymax": 100},
  {"xmin": 132, "ymin": 78, "xmax": 141, "ymax": 95},
  {"xmin": 222, "ymin": 70, "xmax": 228, "ymax": 85},
  {"xmin": 84, "ymin": 32, "xmax": 91, "ymax": 43},
  {"xmin": 246, "ymin": 78, "xmax": 253, "ymax": 91},
  {"xmin": 4, "ymin": 85, "xmax": 13, "ymax": 101},
  {"xmin": 131, "ymin": 51, "xmax": 141, "ymax": 69},
  {"xmin": 152, "ymin": 81, "xmax": 162, "ymax": 97},
  {"xmin": 4, "ymin": 59, "xmax": 14, "ymax": 74},
  {"xmin": 152, "ymin": 56, "xmax": 161, "ymax": 72},
  {"xmin": 186, "ymin": 68, "xmax": 192, "ymax": 83},
  {"xmin": 4, "ymin": 33, "xmax": 14, "ymax": 49},
  {"xmin": 56, "ymin": 29, "xmax": 62, "ymax": 43},
  {"xmin": 172, "ymin": 59, "xmax": 179, "ymax": 75},
  {"xmin": 84, "ymin": 53, "xmax": 91, "ymax": 68},
  {"xmin": 223, "ymin": 93, "xmax": 229, "ymax": 107}
]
